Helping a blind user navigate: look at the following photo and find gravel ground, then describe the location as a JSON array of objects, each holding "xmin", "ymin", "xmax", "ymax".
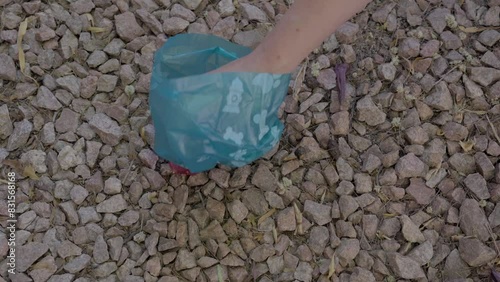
[{"xmin": 0, "ymin": 0, "xmax": 500, "ymax": 281}]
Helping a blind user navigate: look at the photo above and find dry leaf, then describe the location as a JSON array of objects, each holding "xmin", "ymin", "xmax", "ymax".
[
  {"xmin": 327, "ymin": 254, "xmax": 336, "ymax": 278},
  {"xmin": 464, "ymin": 109, "xmax": 488, "ymax": 115},
  {"xmin": 140, "ymin": 126, "xmax": 146, "ymax": 141},
  {"xmin": 17, "ymin": 18, "xmax": 28, "ymax": 74},
  {"xmin": 217, "ymin": 264, "xmax": 224, "ymax": 282},
  {"xmin": 23, "ymin": 165, "xmax": 39, "ymax": 180},
  {"xmin": 16, "ymin": 18, "xmax": 38, "ymax": 86},
  {"xmin": 85, "ymin": 13, "xmax": 95, "ymax": 26},
  {"xmin": 272, "ymin": 226, "xmax": 278, "ymax": 242},
  {"xmin": 459, "ymin": 25, "xmax": 500, "ymax": 33},
  {"xmin": 88, "ymin": 27, "xmax": 106, "ymax": 33},
  {"xmin": 459, "ymin": 140, "xmax": 475, "ymax": 152},
  {"xmin": 293, "ymin": 202, "xmax": 303, "ymax": 235},
  {"xmin": 320, "ymin": 189, "xmax": 326, "ymax": 204},
  {"xmin": 257, "ymin": 208, "xmax": 276, "ymax": 226}
]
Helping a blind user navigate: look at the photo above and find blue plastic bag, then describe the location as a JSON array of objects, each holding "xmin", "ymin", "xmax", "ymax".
[{"xmin": 149, "ymin": 34, "xmax": 291, "ymax": 173}]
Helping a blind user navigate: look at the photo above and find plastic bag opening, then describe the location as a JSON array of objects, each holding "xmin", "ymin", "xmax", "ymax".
[{"xmin": 149, "ymin": 34, "xmax": 292, "ymax": 173}]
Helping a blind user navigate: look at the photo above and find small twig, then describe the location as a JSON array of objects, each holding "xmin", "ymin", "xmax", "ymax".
[
  {"xmin": 431, "ymin": 64, "xmax": 459, "ymax": 88},
  {"xmin": 486, "ymin": 114, "xmax": 500, "ymax": 145},
  {"xmin": 485, "ymin": 222, "xmax": 500, "ymax": 257},
  {"xmin": 292, "ymin": 60, "xmax": 308, "ymax": 99}
]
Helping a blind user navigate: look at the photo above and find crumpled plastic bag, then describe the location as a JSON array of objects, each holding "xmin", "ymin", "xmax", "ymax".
[{"xmin": 149, "ymin": 33, "xmax": 291, "ymax": 173}]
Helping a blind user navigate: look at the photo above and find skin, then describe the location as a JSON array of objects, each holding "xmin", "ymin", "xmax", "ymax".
[{"xmin": 213, "ymin": 0, "xmax": 373, "ymax": 74}]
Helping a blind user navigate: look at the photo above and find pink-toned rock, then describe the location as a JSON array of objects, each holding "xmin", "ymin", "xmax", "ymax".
[
  {"xmin": 404, "ymin": 126, "xmax": 429, "ymax": 145},
  {"xmin": 442, "ymin": 122, "xmax": 468, "ymax": 141},
  {"xmin": 115, "ymin": 12, "xmax": 145, "ymax": 42},
  {"xmin": 139, "ymin": 149, "xmax": 158, "ymax": 169},
  {"xmin": 70, "ymin": 0, "xmax": 95, "ymax": 14},
  {"xmin": 406, "ymin": 178, "xmax": 435, "ymax": 205},
  {"xmin": 317, "ymin": 68, "xmax": 336, "ymax": 90},
  {"xmin": 372, "ymin": 2, "xmax": 397, "ymax": 23},
  {"xmin": 330, "ymin": 111, "xmax": 349, "ymax": 135},
  {"xmin": 460, "ymin": 199, "xmax": 491, "ymax": 242},
  {"xmin": 335, "ymin": 21, "xmax": 359, "ymax": 44},
  {"xmin": 420, "ymin": 40, "xmax": 440, "ymax": 57},
  {"xmin": 440, "ymin": 31, "xmax": 462, "ymax": 50},
  {"xmin": 0, "ymin": 54, "xmax": 16, "ymax": 81},
  {"xmin": 377, "ymin": 63, "xmax": 396, "ymax": 81},
  {"xmin": 89, "ymin": 113, "xmax": 123, "ymax": 146},
  {"xmin": 478, "ymin": 30, "xmax": 500, "ymax": 47},
  {"xmin": 356, "ymin": 96, "xmax": 387, "ymax": 126},
  {"xmin": 399, "ymin": 37, "xmax": 420, "ymax": 58},
  {"xmin": 211, "ymin": 16, "xmax": 236, "ymax": 40},
  {"xmin": 36, "ymin": 25, "xmax": 56, "ymax": 42},
  {"xmin": 426, "ymin": 8, "xmax": 450, "ymax": 33},
  {"xmin": 163, "ymin": 17, "xmax": 189, "ymax": 35},
  {"xmin": 387, "ymin": 252, "xmax": 426, "ymax": 279},
  {"xmin": 463, "ymin": 173, "xmax": 490, "ymax": 199},
  {"xmin": 239, "ymin": 3, "xmax": 267, "ymax": 22},
  {"xmin": 469, "ymin": 67, "xmax": 500, "ymax": 87},
  {"xmin": 459, "ymin": 238, "xmax": 496, "ymax": 267},
  {"xmin": 424, "ymin": 81, "xmax": 453, "ymax": 110},
  {"xmin": 136, "ymin": 9, "xmax": 163, "ymax": 35},
  {"xmin": 396, "ymin": 153, "xmax": 427, "ymax": 178}
]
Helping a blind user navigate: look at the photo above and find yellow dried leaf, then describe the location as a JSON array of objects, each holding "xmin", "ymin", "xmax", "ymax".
[
  {"xmin": 88, "ymin": 27, "xmax": 106, "ymax": 33},
  {"xmin": 247, "ymin": 214, "xmax": 257, "ymax": 227},
  {"xmin": 464, "ymin": 109, "xmax": 488, "ymax": 115},
  {"xmin": 148, "ymin": 192, "xmax": 158, "ymax": 203},
  {"xmin": 327, "ymin": 254, "xmax": 336, "ymax": 278},
  {"xmin": 459, "ymin": 140, "xmax": 475, "ymax": 152},
  {"xmin": 140, "ymin": 126, "xmax": 146, "ymax": 141},
  {"xmin": 436, "ymin": 129, "xmax": 444, "ymax": 136},
  {"xmin": 293, "ymin": 201, "xmax": 303, "ymax": 235},
  {"xmin": 17, "ymin": 18, "xmax": 28, "ymax": 73},
  {"xmin": 23, "ymin": 165, "xmax": 39, "ymax": 180},
  {"xmin": 85, "ymin": 13, "xmax": 95, "ymax": 26},
  {"xmin": 459, "ymin": 26, "xmax": 500, "ymax": 33},
  {"xmin": 320, "ymin": 189, "xmax": 326, "ymax": 204},
  {"xmin": 16, "ymin": 18, "xmax": 38, "ymax": 86},
  {"xmin": 217, "ymin": 265, "xmax": 224, "ymax": 282},
  {"xmin": 253, "ymin": 232, "xmax": 264, "ymax": 241},
  {"xmin": 258, "ymin": 208, "xmax": 276, "ymax": 226}
]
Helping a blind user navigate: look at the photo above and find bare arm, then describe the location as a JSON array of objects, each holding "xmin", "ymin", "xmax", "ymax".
[{"xmin": 214, "ymin": 0, "xmax": 372, "ymax": 74}]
